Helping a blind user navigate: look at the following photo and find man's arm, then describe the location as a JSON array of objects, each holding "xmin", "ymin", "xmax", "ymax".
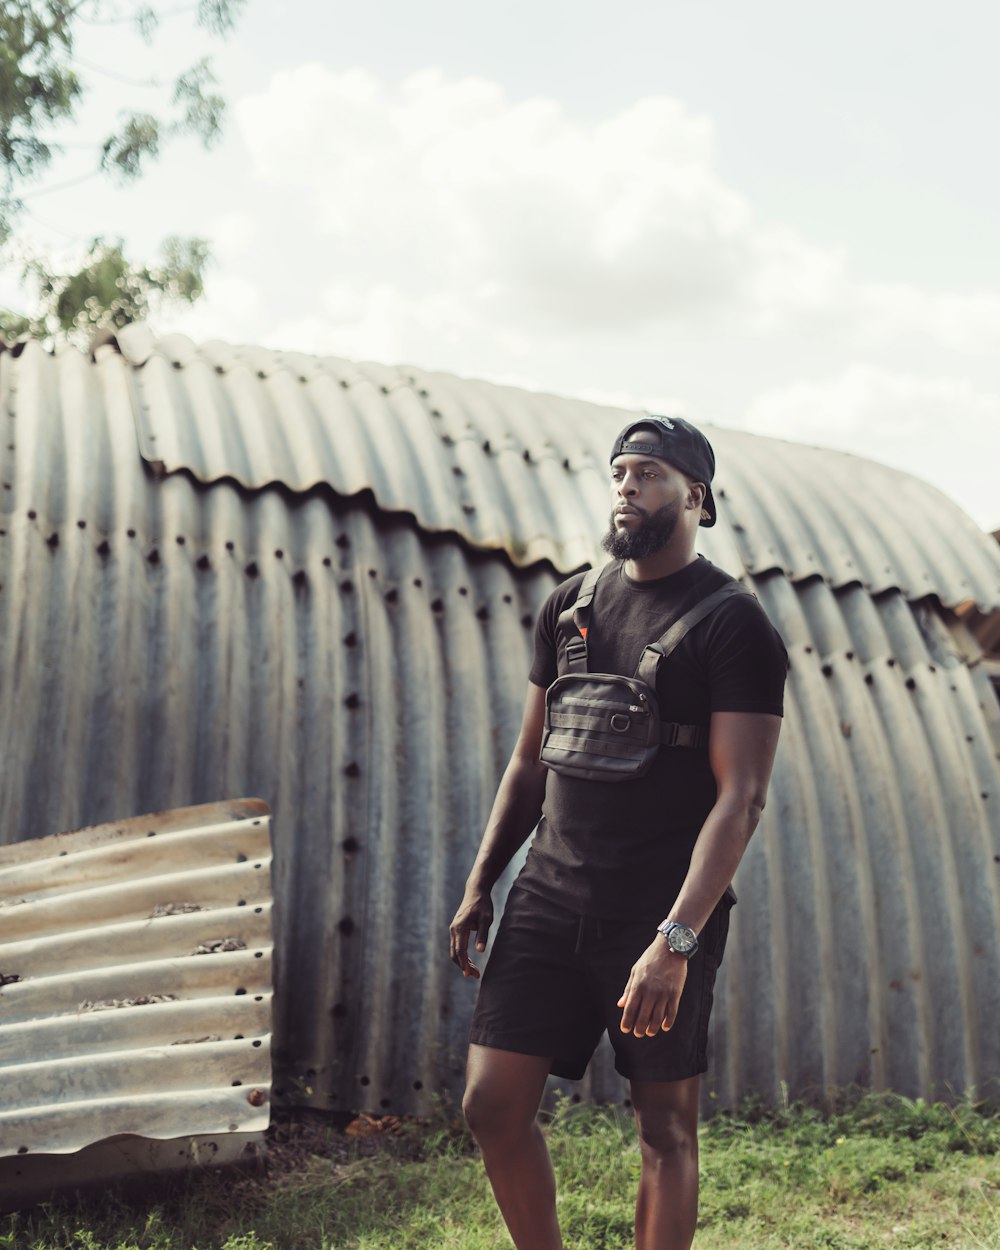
[
  {"xmin": 449, "ymin": 681, "xmax": 548, "ymax": 979},
  {"xmin": 617, "ymin": 710, "xmax": 782, "ymax": 1037}
]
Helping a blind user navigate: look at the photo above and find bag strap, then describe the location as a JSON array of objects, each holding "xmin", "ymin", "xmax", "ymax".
[
  {"xmin": 660, "ymin": 721, "xmax": 709, "ymax": 748},
  {"xmin": 635, "ymin": 581, "xmax": 753, "ymax": 687},
  {"xmin": 555, "ymin": 562, "xmax": 610, "ymax": 674}
]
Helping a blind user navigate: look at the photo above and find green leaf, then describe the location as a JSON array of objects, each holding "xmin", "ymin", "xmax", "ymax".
[
  {"xmin": 7, "ymin": 234, "xmax": 211, "ymax": 346},
  {"xmin": 0, "ymin": 0, "xmax": 246, "ymax": 235},
  {"xmin": 196, "ymin": 0, "xmax": 249, "ymax": 37},
  {"xmin": 100, "ymin": 112, "xmax": 160, "ymax": 179},
  {"xmin": 172, "ymin": 57, "xmax": 226, "ymax": 144}
]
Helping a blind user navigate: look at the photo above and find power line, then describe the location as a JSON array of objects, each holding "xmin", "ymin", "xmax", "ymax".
[
  {"xmin": 21, "ymin": 168, "xmax": 102, "ymax": 200},
  {"xmin": 71, "ymin": 53, "xmax": 165, "ymax": 88},
  {"xmin": 78, "ymin": 3, "xmax": 199, "ymax": 26},
  {"xmin": 19, "ymin": 205, "xmax": 86, "ymax": 241}
]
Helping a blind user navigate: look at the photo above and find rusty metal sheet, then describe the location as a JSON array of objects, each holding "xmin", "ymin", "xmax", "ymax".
[
  {"xmin": 5, "ymin": 1133, "xmax": 263, "ymax": 1213},
  {"xmin": 0, "ymin": 799, "xmax": 274, "ymax": 1210}
]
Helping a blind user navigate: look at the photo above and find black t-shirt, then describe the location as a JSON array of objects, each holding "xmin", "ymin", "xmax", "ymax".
[{"xmin": 517, "ymin": 555, "xmax": 788, "ymax": 920}]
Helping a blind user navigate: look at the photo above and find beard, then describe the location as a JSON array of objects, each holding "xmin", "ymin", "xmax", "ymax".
[{"xmin": 600, "ymin": 500, "xmax": 681, "ymax": 560}]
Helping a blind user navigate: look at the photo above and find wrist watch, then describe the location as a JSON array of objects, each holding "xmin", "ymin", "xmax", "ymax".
[{"xmin": 657, "ymin": 919, "xmax": 699, "ymax": 958}]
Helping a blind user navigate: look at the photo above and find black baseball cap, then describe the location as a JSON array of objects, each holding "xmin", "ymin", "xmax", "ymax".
[{"xmin": 609, "ymin": 416, "xmax": 717, "ymax": 527}]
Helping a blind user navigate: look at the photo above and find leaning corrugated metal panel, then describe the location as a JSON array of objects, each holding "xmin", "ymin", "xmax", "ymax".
[
  {"xmin": 0, "ymin": 800, "xmax": 273, "ymax": 1209},
  {"xmin": 104, "ymin": 324, "xmax": 1000, "ymax": 609}
]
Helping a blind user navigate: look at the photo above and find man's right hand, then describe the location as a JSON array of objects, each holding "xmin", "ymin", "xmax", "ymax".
[
  {"xmin": 448, "ymin": 683, "xmax": 547, "ymax": 979},
  {"xmin": 449, "ymin": 887, "xmax": 494, "ymax": 979}
]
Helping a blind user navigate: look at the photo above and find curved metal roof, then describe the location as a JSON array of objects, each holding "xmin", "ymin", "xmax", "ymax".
[{"xmin": 84, "ymin": 323, "xmax": 1000, "ymax": 611}]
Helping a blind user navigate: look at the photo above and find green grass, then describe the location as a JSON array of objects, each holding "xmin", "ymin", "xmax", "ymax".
[{"xmin": 3, "ymin": 1093, "xmax": 998, "ymax": 1250}]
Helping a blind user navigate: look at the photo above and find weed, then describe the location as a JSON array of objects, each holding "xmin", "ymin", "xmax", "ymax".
[{"xmin": 2, "ymin": 1093, "xmax": 997, "ymax": 1249}]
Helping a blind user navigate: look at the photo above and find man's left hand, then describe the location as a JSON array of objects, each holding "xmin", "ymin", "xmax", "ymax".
[{"xmin": 617, "ymin": 938, "xmax": 688, "ymax": 1038}]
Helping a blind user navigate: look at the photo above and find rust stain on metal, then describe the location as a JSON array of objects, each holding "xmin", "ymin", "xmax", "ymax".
[
  {"xmin": 194, "ymin": 938, "xmax": 247, "ymax": 955},
  {"xmin": 79, "ymin": 994, "xmax": 179, "ymax": 1012}
]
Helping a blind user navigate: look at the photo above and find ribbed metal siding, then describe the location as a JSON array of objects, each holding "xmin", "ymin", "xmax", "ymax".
[
  {"xmin": 0, "ymin": 335, "xmax": 997, "ymax": 1120},
  {"xmin": 564, "ymin": 574, "xmax": 1000, "ymax": 1108},
  {"xmin": 0, "ymin": 800, "xmax": 273, "ymax": 1207},
  {"xmin": 0, "ymin": 435, "xmax": 556, "ymax": 1112},
  {"xmin": 710, "ymin": 578, "xmax": 1000, "ymax": 1105}
]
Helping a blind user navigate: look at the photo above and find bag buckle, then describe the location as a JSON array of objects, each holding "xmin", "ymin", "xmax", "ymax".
[{"xmin": 564, "ymin": 636, "xmax": 587, "ymax": 667}]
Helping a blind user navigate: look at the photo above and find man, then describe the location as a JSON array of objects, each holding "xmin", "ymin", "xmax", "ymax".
[{"xmin": 449, "ymin": 417, "xmax": 787, "ymax": 1250}]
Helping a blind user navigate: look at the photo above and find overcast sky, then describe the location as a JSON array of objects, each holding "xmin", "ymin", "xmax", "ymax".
[{"xmin": 7, "ymin": 0, "xmax": 999, "ymax": 531}]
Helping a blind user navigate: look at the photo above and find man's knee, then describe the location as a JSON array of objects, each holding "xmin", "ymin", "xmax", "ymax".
[
  {"xmin": 462, "ymin": 1078, "xmax": 498, "ymax": 1136},
  {"xmin": 631, "ymin": 1079, "xmax": 700, "ymax": 1165},
  {"xmin": 463, "ymin": 1079, "xmax": 527, "ymax": 1143},
  {"xmin": 635, "ymin": 1107, "xmax": 698, "ymax": 1163},
  {"xmin": 463, "ymin": 1048, "xmax": 549, "ymax": 1143}
]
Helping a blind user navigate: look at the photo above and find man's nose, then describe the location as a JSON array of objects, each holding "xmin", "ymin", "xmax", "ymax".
[{"xmin": 617, "ymin": 475, "xmax": 638, "ymax": 496}]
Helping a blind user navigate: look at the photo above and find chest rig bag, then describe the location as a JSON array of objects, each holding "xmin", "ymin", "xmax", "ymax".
[{"xmin": 539, "ymin": 566, "xmax": 753, "ymax": 782}]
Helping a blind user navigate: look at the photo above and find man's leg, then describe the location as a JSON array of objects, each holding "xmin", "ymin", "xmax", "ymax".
[
  {"xmin": 463, "ymin": 1043, "xmax": 563, "ymax": 1250},
  {"xmin": 629, "ymin": 1074, "xmax": 701, "ymax": 1250}
]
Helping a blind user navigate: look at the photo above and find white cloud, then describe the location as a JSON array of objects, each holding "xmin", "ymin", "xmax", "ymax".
[
  {"xmin": 158, "ymin": 273, "xmax": 266, "ymax": 344},
  {"xmin": 210, "ymin": 213, "xmax": 258, "ymax": 262},
  {"xmin": 573, "ymin": 385, "xmax": 690, "ymax": 416},
  {"xmin": 233, "ymin": 64, "xmax": 1000, "ymax": 363},
  {"xmin": 744, "ymin": 366, "xmax": 1000, "ymax": 530},
  {"xmin": 235, "ymin": 66, "xmax": 761, "ymax": 330},
  {"xmin": 854, "ymin": 282, "xmax": 1000, "ymax": 354}
]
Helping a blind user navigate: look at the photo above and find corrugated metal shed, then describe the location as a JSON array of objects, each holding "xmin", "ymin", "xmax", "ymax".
[
  {"xmin": 0, "ymin": 799, "xmax": 273, "ymax": 1209},
  {"xmin": 0, "ymin": 328, "xmax": 997, "ymax": 1120}
]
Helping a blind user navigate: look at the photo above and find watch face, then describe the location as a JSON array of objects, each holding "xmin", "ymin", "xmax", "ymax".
[{"xmin": 669, "ymin": 925, "xmax": 697, "ymax": 954}]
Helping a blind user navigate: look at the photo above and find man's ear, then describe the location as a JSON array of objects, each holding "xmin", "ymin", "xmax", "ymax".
[{"xmin": 687, "ymin": 480, "xmax": 707, "ymax": 512}]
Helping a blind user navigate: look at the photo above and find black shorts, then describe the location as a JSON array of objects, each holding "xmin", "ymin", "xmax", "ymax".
[{"xmin": 469, "ymin": 884, "xmax": 733, "ymax": 1083}]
